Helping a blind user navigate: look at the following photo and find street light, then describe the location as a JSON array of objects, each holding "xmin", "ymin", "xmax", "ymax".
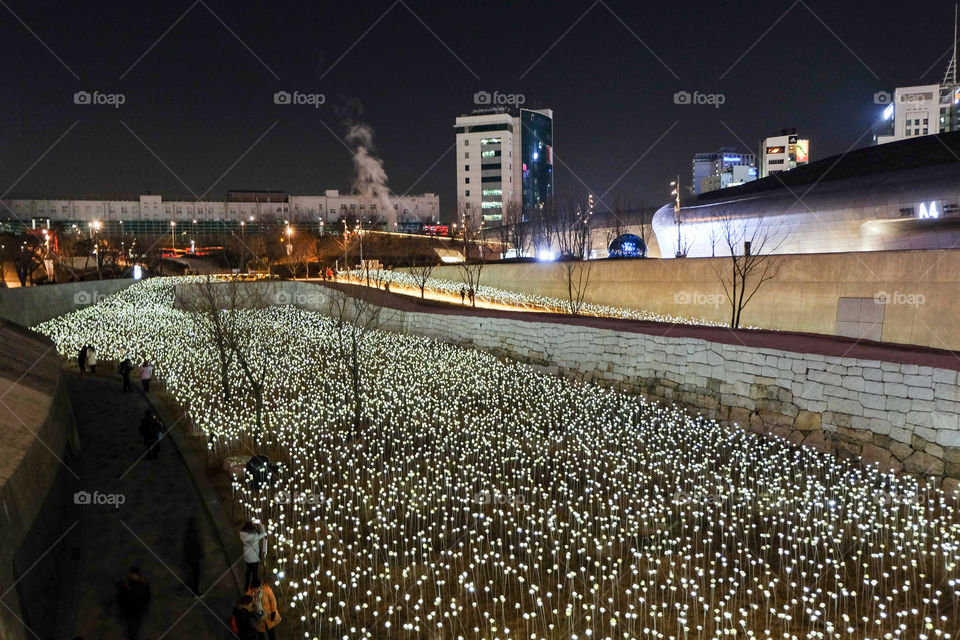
[
  {"xmin": 670, "ymin": 177, "xmax": 683, "ymax": 258},
  {"xmin": 170, "ymin": 220, "xmax": 176, "ymax": 249}
]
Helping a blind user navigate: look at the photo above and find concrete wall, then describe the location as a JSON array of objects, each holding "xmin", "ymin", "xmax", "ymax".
[
  {"xmin": 426, "ymin": 249, "xmax": 960, "ymax": 351},
  {"xmin": 0, "ymin": 322, "xmax": 81, "ymax": 639},
  {"xmin": 0, "ymin": 279, "xmax": 135, "ymax": 327},
  {"xmin": 189, "ymin": 280, "xmax": 960, "ymax": 490}
]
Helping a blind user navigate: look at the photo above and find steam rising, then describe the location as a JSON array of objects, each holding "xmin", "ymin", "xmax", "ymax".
[{"xmin": 346, "ymin": 124, "xmax": 395, "ymax": 227}]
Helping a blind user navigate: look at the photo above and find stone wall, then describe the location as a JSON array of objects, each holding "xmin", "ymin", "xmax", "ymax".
[
  {"xmin": 0, "ymin": 322, "xmax": 81, "ymax": 640},
  {"xmin": 0, "ymin": 279, "xmax": 134, "ymax": 327}
]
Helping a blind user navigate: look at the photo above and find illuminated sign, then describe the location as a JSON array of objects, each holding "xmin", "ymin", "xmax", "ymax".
[
  {"xmin": 918, "ymin": 201, "xmax": 940, "ymax": 219},
  {"xmin": 766, "ymin": 146, "xmax": 785, "ymax": 154},
  {"xmin": 794, "ymin": 140, "xmax": 809, "ymax": 163}
]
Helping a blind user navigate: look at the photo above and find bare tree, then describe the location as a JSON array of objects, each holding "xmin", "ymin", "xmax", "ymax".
[
  {"xmin": 502, "ymin": 201, "xmax": 527, "ymax": 258},
  {"xmin": 175, "ymin": 277, "xmax": 272, "ymax": 429},
  {"xmin": 713, "ymin": 213, "xmax": 785, "ymax": 328},
  {"xmin": 288, "ymin": 233, "xmax": 313, "ymax": 279},
  {"xmin": 408, "ymin": 254, "xmax": 438, "ymax": 298},
  {"xmin": 553, "ymin": 198, "xmax": 594, "ymax": 315},
  {"xmin": 456, "ymin": 203, "xmax": 485, "ymax": 307},
  {"xmin": 327, "ymin": 284, "xmax": 389, "ymax": 438}
]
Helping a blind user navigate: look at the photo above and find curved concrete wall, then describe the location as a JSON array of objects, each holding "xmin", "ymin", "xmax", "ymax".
[
  {"xmin": 427, "ymin": 249, "xmax": 960, "ymax": 351},
  {"xmin": 0, "ymin": 322, "xmax": 80, "ymax": 640},
  {"xmin": 0, "ymin": 279, "xmax": 134, "ymax": 328}
]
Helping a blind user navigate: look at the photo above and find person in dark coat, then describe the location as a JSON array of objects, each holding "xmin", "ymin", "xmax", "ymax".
[
  {"xmin": 78, "ymin": 345, "xmax": 88, "ymax": 374},
  {"xmin": 231, "ymin": 595, "xmax": 259, "ymax": 640},
  {"xmin": 116, "ymin": 566, "xmax": 151, "ymax": 639},
  {"xmin": 138, "ymin": 410, "xmax": 162, "ymax": 460},
  {"xmin": 119, "ymin": 358, "xmax": 133, "ymax": 392},
  {"xmin": 183, "ymin": 516, "xmax": 204, "ymax": 596}
]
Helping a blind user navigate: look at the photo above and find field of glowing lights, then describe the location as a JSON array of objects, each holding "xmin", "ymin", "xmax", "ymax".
[{"xmin": 34, "ymin": 277, "xmax": 960, "ymax": 640}]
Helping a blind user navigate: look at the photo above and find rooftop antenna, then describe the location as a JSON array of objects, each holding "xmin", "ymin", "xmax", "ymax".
[{"xmin": 944, "ymin": 3, "xmax": 958, "ymax": 85}]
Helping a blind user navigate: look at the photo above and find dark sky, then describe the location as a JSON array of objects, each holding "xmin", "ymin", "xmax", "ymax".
[{"xmin": 0, "ymin": 0, "xmax": 956, "ymax": 221}]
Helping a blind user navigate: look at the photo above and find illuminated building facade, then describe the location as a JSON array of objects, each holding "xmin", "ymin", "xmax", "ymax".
[
  {"xmin": 759, "ymin": 129, "xmax": 810, "ymax": 178},
  {"xmin": 455, "ymin": 108, "xmax": 553, "ymax": 227},
  {"xmin": 691, "ymin": 148, "xmax": 757, "ymax": 195},
  {"xmin": 653, "ymin": 131, "xmax": 960, "ymax": 258}
]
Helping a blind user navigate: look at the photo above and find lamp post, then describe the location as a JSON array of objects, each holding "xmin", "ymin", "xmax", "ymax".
[
  {"xmin": 170, "ymin": 220, "xmax": 176, "ymax": 250},
  {"xmin": 670, "ymin": 177, "xmax": 683, "ymax": 258}
]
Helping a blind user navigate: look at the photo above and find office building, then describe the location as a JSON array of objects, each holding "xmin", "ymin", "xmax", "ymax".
[
  {"xmin": 691, "ymin": 148, "xmax": 757, "ymax": 195},
  {"xmin": 759, "ymin": 129, "xmax": 810, "ymax": 178},
  {"xmin": 455, "ymin": 108, "xmax": 553, "ymax": 227}
]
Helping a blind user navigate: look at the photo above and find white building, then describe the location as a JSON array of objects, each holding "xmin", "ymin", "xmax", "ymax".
[
  {"xmin": 454, "ymin": 108, "xmax": 554, "ymax": 228},
  {"xmin": 874, "ymin": 84, "xmax": 955, "ymax": 145},
  {"xmin": 1, "ymin": 190, "xmax": 439, "ymax": 226},
  {"xmin": 455, "ymin": 111, "xmax": 521, "ymax": 227},
  {"xmin": 759, "ymin": 129, "xmax": 810, "ymax": 178},
  {"xmin": 873, "ymin": 21, "xmax": 960, "ymax": 145}
]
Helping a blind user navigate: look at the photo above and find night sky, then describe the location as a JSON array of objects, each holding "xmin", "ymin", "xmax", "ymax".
[{"xmin": 0, "ymin": 0, "xmax": 956, "ymax": 220}]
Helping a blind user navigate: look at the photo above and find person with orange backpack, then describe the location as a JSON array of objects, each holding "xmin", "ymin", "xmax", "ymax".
[{"xmin": 247, "ymin": 576, "xmax": 281, "ymax": 639}]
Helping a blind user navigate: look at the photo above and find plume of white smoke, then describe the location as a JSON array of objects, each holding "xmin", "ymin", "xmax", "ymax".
[{"xmin": 346, "ymin": 124, "xmax": 395, "ymax": 227}]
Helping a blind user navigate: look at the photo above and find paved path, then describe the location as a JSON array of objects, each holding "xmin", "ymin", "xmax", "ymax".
[{"xmin": 66, "ymin": 370, "xmax": 241, "ymax": 639}]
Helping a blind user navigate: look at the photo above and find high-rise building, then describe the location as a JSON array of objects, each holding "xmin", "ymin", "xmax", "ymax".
[
  {"xmin": 454, "ymin": 108, "xmax": 553, "ymax": 227},
  {"xmin": 519, "ymin": 108, "xmax": 554, "ymax": 214},
  {"xmin": 759, "ymin": 129, "xmax": 810, "ymax": 178},
  {"xmin": 691, "ymin": 147, "xmax": 757, "ymax": 195}
]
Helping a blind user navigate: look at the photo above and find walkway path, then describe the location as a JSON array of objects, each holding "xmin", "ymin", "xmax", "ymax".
[{"xmin": 66, "ymin": 369, "xmax": 241, "ymax": 639}]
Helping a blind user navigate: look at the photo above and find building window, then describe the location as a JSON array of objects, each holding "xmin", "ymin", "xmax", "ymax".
[
  {"xmin": 465, "ymin": 190, "xmax": 470, "ymax": 196},
  {"xmin": 465, "ymin": 177, "xmax": 470, "ymax": 184},
  {"xmin": 464, "ymin": 165, "xmax": 470, "ymax": 171},
  {"xmin": 464, "ymin": 152, "xmax": 469, "ymax": 158},
  {"xmin": 464, "ymin": 140, "xmax": 469, "ymax": 146},
  {"xmin": 480, "ymin": 137, "xmax": 502, "ymax": 145}
]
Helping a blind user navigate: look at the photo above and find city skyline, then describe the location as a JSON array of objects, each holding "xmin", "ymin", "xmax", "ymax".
[{"xmin": 0, "ymin": 0, "xmax": 956, "ymax": 220}]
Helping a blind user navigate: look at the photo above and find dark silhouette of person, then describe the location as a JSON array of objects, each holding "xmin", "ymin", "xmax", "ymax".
[
  {"xmin": 183, "ymin": 516, "xmax": 204, "ymax": 596},
  {"xmin": 116, "ymin": 566, "xmax": 151, "ymax": 639}
]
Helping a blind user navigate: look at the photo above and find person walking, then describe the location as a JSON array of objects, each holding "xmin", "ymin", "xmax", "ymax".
[
  {"xmin": 140, "ymin": 361, "xmax": 153, "ymax": 392},
  {"xmin": 78, "ymin": 345, "xmax": 88, "ymax": 375},
  {"xmin": 183, "ymin": 516, "xmax": 204, "ymax": 597},
  {"xmin": 116, "ymin": 567, "xmax": 151, "ymax": 640},
  {"xmin": 239, "ymin": 521, "xmax": 267, "ymax": 589},
  {"xmin": 138, "ymin": 410, "xmax": 162, "ymax": 460},
  {"xmin": 119, "ymin": 358, "xmax": 133, "ymax": 392},
  {"xmin": 86, "ymin": 346, "xmax": 98, "ymax": 374},
  {"xmin": 468, "ymin": 287, "xmax": 475, "ymax": 306},
  {"xmin": 247, "ymin": 576, "xmax": 281, "ymax": 639},
  {"xmin": 230, "ymin": 595, "xmax": 259, "ymax": 640},
  {"xmin": 459, "ymin": 287, "xmax": 466, "ymax": 304}
]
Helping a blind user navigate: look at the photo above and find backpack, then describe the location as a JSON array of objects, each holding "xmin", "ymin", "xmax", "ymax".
[{"xmin": 253, "ymin": 588, "xmax": 265, "ymax": 617}]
